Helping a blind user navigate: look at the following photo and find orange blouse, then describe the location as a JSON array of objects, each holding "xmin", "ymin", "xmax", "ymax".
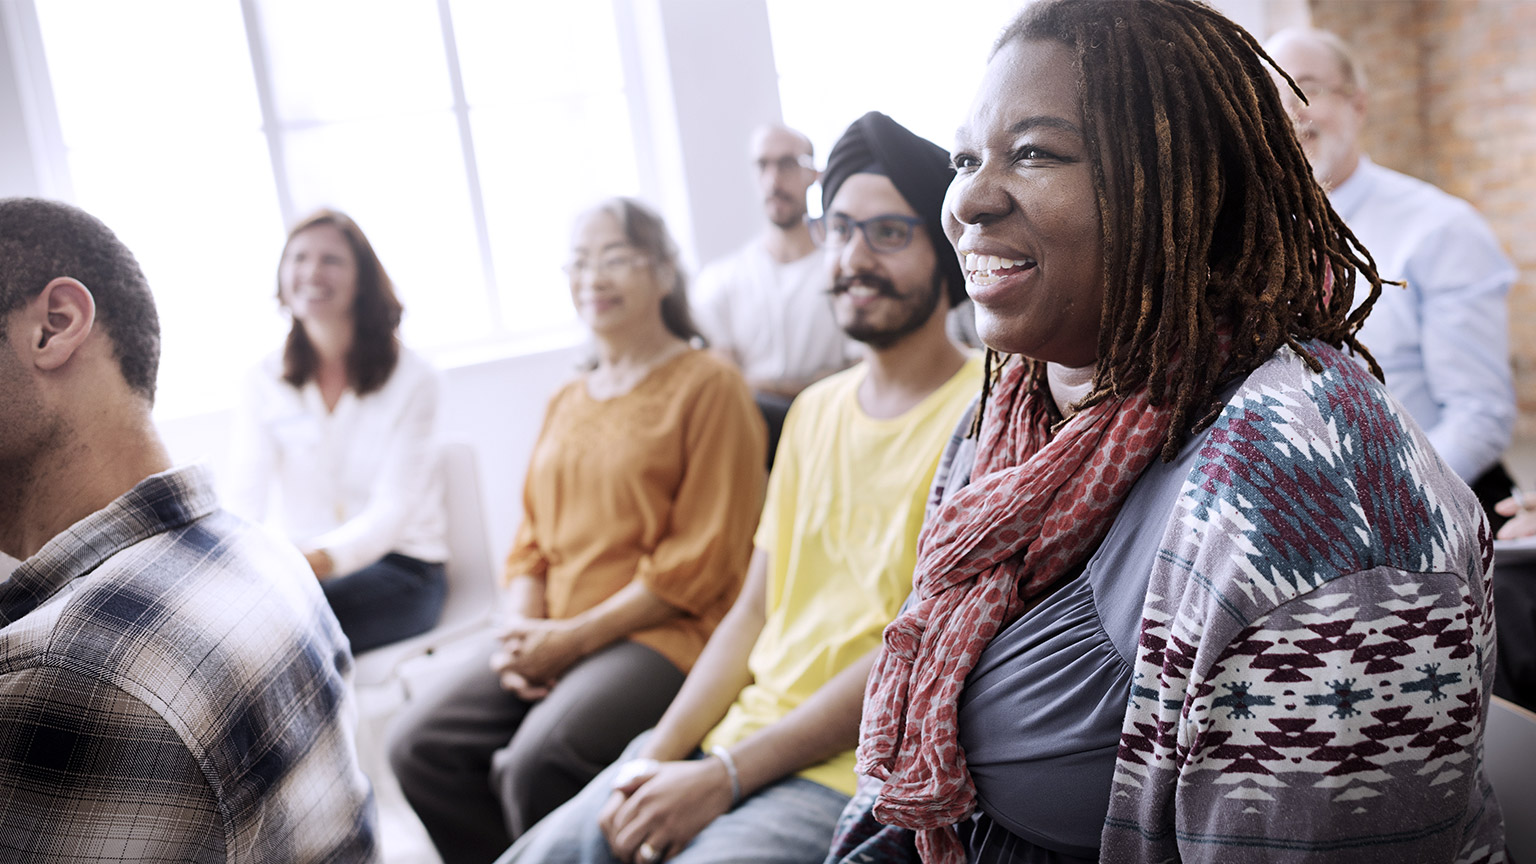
[{"xmin": 504, "ymin": 350, "xmax": 767, "ymax": 672}]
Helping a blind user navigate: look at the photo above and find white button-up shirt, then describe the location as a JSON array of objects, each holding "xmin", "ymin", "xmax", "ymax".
[
  {"xmin": 227, "ymin": 347, "xmax": 447, "ymax": 576},
  {"xmin": 1331, "ymin": 156, "xmax": 1517, "ymax": 481}
]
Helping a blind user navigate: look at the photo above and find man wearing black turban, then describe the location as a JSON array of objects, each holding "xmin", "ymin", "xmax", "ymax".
[
  {"xmin": 822, "ymin": 111, "xmax": 977, "ymax": 348},
  {"xmin": 492, "ymin": 111, "xmax": 982, "ymax": 864},
  {"xmin": 821, "ymin": 111, "xmax": 967, "ymax": 309}
]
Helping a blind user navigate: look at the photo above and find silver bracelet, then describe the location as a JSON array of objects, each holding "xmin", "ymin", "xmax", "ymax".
[{"xmin": 709, "ymin": 745, "xmax": 741, "ymax": 806}]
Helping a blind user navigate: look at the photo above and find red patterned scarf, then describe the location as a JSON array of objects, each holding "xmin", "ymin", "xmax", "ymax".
[{"xmin": 856, "ymin": 357, "xmax": 1173, "ymax": 863}]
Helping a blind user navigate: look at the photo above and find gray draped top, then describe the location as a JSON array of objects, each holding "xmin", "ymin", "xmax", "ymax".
[{"xmin": 947, "ymin": 417, "xmax": 1215, "ymax": 862}]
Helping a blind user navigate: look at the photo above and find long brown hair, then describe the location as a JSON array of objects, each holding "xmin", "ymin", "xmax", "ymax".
[
  {"xmin": 278, "ymin": 208, "xmax": 402, "ymax": 396},
  {"xmin": 977, "ymin": 0, "xmax": 1383, "ymax": 460}
]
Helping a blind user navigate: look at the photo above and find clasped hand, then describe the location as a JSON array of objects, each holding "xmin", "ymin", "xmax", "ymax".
[
  {"xmin": 489, "ymin": 617, "xmax": 586, "ymax": 699},
  {"xmin": 1496, "ymin": 495, "xmax": 1536, "ymax": 541},
  {"xmin": 598, "ymin": 757, "xmax": 734, "ymax": 863}
]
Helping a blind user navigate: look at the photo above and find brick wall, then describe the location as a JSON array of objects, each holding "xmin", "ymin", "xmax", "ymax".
[{"xmin": 1309, "ymin": 0, "xmax": 1536, "ymax": 438}]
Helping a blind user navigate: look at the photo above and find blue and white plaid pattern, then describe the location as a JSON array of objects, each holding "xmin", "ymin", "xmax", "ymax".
[{"xmin": 0, "ymin": 465, "xmax": 378, "ymax": 862}]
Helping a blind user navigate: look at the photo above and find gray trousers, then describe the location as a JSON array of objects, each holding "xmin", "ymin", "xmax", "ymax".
[{"xmin": 387, "ymin": 639, "xmax": 686, "ymax": 864}]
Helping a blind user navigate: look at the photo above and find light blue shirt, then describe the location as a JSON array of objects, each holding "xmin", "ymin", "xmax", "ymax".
[{"xmin": 1330, "ymin": 156, "xmax": 1516, "ymax": 481}]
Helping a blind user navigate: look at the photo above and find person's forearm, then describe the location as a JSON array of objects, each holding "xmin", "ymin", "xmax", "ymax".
[
  {"xmin": 1424, "ymin": 413, "xmax": 1511, "ymax": 483},
  {"xmin": 503, "ymin": 575, "xmax": 547, "ymax": 619},
  {"xmin": 567, "ymin": 580, "xmax": 681, "ymax": 656},
  {"xmin": 638, "ymin": 596, "xmax": 763, "ymax": 762},
  {"xmin": 638, "ymin": 550, "xmax": 769, "ymax": 761},
  {"xmin": 722, "ymin": 647, "xmax": 876, "ymax": 797}
]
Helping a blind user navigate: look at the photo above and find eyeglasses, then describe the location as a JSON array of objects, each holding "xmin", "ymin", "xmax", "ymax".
[
  {"xmin": 1283, "ymin": 76, "xmax": 1356, "ymax": 106},
  {"xmin": 756, "ymin": 154, "xmax": 816, "ymax": 174},
  {"xmin": 561, "ymin": 250, "xmax": 646, "ymax": 279},
  {"xmin": 807, "ymin": 213, "xmax": 925, "ymax": 253}
]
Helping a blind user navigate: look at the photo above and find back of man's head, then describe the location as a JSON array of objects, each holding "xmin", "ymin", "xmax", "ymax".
[{"xmin": 0, "ymin": 198, "xmax": 160, "ymax": 403}]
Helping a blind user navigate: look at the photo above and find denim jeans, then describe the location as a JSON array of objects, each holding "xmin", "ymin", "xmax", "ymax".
[
  {"xmin": 496, "ymin": 731, "xmax": 850, "ymax": 864},
  {"xmin": 320, "ymin": 552, "xmax": 446, "ymax": 654}
]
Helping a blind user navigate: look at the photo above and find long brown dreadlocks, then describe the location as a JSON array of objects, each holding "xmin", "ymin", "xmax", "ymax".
[{"xmin": 973, "ymin": 0, "xmax": 1385, "ymax": 461}]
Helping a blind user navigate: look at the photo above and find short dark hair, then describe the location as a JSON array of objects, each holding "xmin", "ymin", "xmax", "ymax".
[
  {"xmin": 278, "ymin": 209, "xmax": 402, "ymax": 396},
  {"xmin": 986, "ymin": 0, "xmax": 1383, "ymax": 459},
  {"xmin": 0, "ymin": 197, "xmax": 161, "ymax": 402}
]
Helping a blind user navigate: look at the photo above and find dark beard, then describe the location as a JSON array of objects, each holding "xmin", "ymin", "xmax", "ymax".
[{"xmin": 835, "ymin": 269, "xmax": 944, "ymax": 350}]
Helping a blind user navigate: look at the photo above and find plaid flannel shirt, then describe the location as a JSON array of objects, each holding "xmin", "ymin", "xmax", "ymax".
[{"xmin": 0, "ymin": 465, "xmax": 378, "ymax": 862}]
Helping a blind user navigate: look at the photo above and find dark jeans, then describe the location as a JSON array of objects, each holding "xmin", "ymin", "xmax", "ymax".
[
  {"xmin": 1471, "ymin": 461, "xmax": 1516, "ymax": 536},
  {"xmin": 388, "ymin": 639, "xmax": 687, "ymax": 864},
  {"xmin": 320, "ymin": 552, "xmax": 447, "ymax": 655},
  {"xmin": 1494, "ymin": 558, "xmax": 1536, "ymax": 713}
]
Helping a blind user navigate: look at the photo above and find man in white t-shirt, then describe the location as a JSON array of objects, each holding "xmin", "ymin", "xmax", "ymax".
[{"xmin": 692, "ymin": 125, "xmax": 857, "ymax": 462}]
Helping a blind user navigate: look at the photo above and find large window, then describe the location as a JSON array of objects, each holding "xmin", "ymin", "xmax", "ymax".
[{"xmin": 28, "ymin": 0, "xmax": 638, "ymax": 418}]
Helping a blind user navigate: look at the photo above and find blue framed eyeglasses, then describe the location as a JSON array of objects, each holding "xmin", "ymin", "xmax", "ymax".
[{"xmin": 806, "ymin": 213, "xmax": 924, "ymax": 253}]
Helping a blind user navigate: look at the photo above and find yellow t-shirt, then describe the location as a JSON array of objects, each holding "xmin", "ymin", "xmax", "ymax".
[{"xmin": 703, "ymin": 353, "xmax": 983, "ymax": 795}]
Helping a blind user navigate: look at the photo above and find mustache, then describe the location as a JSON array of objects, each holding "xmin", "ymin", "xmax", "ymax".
[{"xmin": 828, "ymin": 272, "xmax": 899, "ymax": 297}]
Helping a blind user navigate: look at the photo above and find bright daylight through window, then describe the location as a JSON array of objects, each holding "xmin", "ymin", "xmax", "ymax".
[{"xmin": 29, "ymin": 0, "xmax": 637, "ymax": 419}]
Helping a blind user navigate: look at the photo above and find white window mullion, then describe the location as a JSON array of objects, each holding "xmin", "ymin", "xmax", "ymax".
[
  {"xmin": 436, "ymin": 0, "xmax": 503, "ymax": 334},
  {"xmin": 239, "ymin": 0, "xmax": 295, "ymax": 230}
]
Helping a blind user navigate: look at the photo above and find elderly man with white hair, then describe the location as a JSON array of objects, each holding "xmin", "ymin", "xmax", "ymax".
[{"xmin": 1266, "ymin": 26, "xmax": 1519, "ymax": 523}]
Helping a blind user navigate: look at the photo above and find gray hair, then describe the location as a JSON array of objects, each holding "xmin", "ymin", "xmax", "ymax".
[
  {"xmin": 1270, "ymin": 27, "xmax": 1369, "ymax": 93},
  {"xmin": 583, "ymin": 197, "xmax": 702, "ymax": 344}
]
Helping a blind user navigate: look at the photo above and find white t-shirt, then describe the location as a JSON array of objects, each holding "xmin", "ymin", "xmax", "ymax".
[
  {"xmin": 691, "ymin": 240, "xmax": 858, "ymax": 386},
  {"xmin": 226, "ymin": 347, "xmax": 448, "ymax": 576}
]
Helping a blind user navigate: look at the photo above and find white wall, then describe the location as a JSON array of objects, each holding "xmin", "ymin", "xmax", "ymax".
[
  {"xmin": 656, "ymin": 0, "xmax": 783, "ymax": 266},
  {"xmin": 0, "ymin": 5, "xmax": 40, "ymax": 197},
  {"xmin": 1216, "ymin": 0, "xmax": 1311, "ymax": 40},
  {"xmin": 618, "ymin": 0, "xmax": 783, "ymax": 270}
]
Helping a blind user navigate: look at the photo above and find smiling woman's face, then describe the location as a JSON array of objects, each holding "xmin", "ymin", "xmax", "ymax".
[
  {"xmin": 279, "ymin": 223, "xmax": 360, "ymax": 326},
  {"xmin": 565, "ymin": 209, "xmax": 666, "ymax": 336},
  {"xmin": 943, "ymin": 37, "xmax": 1105, "ymax": 367}
]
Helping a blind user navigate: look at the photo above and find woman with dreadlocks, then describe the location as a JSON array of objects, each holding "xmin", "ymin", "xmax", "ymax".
[{"xmin": 830, "ymin": 1, "xmax": 1506, "ymax": 862}]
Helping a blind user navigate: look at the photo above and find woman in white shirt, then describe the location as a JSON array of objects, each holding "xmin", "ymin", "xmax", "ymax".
[{"xmin": 229, "ymin": 209, "xmax": 448, "ymax": 654}]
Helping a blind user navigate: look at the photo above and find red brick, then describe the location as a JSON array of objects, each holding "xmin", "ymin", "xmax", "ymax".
[{"xmin": 1310, "ymin": 0, "xmax": 1536, "ymax": 435}]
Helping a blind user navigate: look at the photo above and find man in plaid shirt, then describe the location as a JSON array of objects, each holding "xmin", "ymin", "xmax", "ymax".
[{"xmin": 0, "ymin": 198, "xmax": 377, "ymax": 862}]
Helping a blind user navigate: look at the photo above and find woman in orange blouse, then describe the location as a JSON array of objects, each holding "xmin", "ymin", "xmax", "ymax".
[{"xmin": 389, "ymin": 198, "xmax": 767, "ymax": 864}]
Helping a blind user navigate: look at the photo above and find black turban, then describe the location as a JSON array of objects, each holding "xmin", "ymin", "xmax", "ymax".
[{"xmin": 821, "ymin": 111, "xmax": 964, "ymax": 306}]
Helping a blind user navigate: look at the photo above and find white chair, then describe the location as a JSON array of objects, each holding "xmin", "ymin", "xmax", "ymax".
[
  {"xmin": 351, "ymin": 442, "xmax": 501, "ymax": 864},
  {"xmin": 1486, "ymin": 696, "xmax": 1536, "ymax": 860},
  {"xmin": 353, "ymin": 441, "xmax": 500, "ymax": 693}
]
